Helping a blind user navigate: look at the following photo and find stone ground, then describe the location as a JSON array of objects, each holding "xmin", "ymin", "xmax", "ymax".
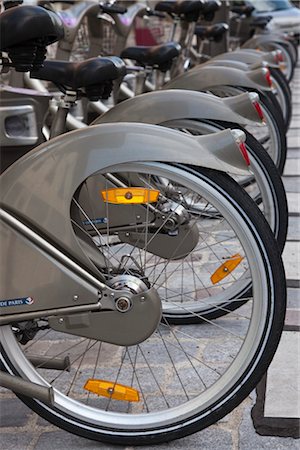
[{"xmin": 1, "ymin": 65, "xmax": 299, "ymax": 450}]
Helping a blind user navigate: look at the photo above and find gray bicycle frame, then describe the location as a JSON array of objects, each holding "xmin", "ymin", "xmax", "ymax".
[{"xmin": 54, "ymin": 0, "xmax": 148, "ymax": 60}]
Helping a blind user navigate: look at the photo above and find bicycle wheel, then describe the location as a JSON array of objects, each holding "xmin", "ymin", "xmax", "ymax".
[
  {"xmin": 207, "ymin": 85, "xmax": 287, "ymax": 174},
  {"xmin": 160, "ymin": 118, "xmax": 288, "ymax": 254},
  {"xmin": 0, "ymin": 163, "xmax": 286, "ymax": 445}
]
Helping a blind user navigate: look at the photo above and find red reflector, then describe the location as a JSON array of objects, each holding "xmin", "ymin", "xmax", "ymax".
[
  {"xmin": 276, "ymin": 50, "xmax": 284, "ymax": 63},
  {"xmin": 239, "ymin": 142, "xmax": 250, "ymax": 166},
  {"xmin": 265, "ymin": 68, "xmax": 273, "ymax": 88},
  {"xmin": 253, "ymin": 101, "xmax": 264, "ymax": 121}
]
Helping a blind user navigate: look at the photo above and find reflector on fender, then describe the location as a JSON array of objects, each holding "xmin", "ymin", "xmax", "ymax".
[
  {"xmin": 210, "ymin": 254, "xmax": 244, "ymax": 284},
  {"xmin": 101, "ymin": 188, "xmax": 160, "ymax": 204},
  {"xmin": 84, "ymin": 379, "xmax": 140, "ymax": 402}
]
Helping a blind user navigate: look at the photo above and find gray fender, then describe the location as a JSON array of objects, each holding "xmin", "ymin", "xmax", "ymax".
[
  {"xmin": 93, "ymin": 89, "xmax": 261, "ymax": 127},
  {"xmin": 0, "ymin": 123, "xmax": 248, "ymax": 307},
  {"xmin": 243, "ymin": 35, "xmax": 289, "ymax": 50},
  {"xmin": 164, "ymin": 65, "xmax": 271, "ymax": 92},
  {"xmin": 211, "ymin": 50, "xmax": 278, "ymax": 68}
]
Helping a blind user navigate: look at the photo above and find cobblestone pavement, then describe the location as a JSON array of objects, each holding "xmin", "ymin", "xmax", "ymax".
[{"xmin": 1, "ymin": 62, "xmax": 299, "ymax": 450}]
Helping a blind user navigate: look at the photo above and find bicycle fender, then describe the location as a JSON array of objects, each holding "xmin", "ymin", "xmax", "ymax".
[
  {"xmin": 211, "ymin": 50, "xmax": 278, "ymax": 68},
  {"xmin": 93, "ymin": 89, "xmax": 261, "ymax": 126},
  {"xmin": 0, "ymin": 123, "xmax": 249, "ymax": 314},
  {"xmin": 164, "ymin": 65, "xmax": 271, "ymax": 92},
  {"xmin": 242, "ymin": 35, "xmax": 289, "ymax": 50}
]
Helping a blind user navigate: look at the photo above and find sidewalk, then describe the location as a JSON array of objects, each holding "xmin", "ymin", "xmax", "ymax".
[{"xmin": 0, "ymin": 65, "xmax": 299, "ymax": 450}]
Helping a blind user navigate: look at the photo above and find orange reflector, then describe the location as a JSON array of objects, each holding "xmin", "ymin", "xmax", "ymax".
[
  {"xmin": 84, "ymin": 379, "xmax": 140, "ymax": 402},
  {"xmin": 210, "ymin": 254, "xmax": 244, "ymax": 285},
  {"xmin": 101, "ymin": 187, "xmax": 160, "ymax": 204}
]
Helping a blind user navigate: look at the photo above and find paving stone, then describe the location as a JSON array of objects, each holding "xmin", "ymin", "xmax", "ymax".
[
  {"xmin": 33, "ymin": 431, "xmax": 122, "ymax": 450},
  {"xmin": 286, "ymin": 193, "xmax": 300, "ymax": 214},
  {"xmin": 282, "ymin": 241, "xmax": 300, "ymax": 280},
  {"xmin": 239, "ymin": 403, "xmax": 299, "ymax": 450},
  {"xmin": 287, "ymin": 216, "xmax": 300, "ymax": 241},
  {"xmin": 264, "ymin": 332, "xmax": 300, "ymax": 418},
  {"xmin": 283, "ymin": 159, "xmax": 300, "ymax": 176},
  {"xmin": 0, "ymin": 397, "xmax": 33, "ymax": 427},
  {"xmin": 0, "ymin": 433, "xmax": 33, "ymax": 450},
  {"xmin": 282, "ymin": 176, "xmax": 300, "ymax": 192},
  {"xmin": 140, "ymin": 426, "xmax": 233, "ymax": 449},
  {"xmin": 286, "ymin": 148, "xmax": 300, "ymax": 159},
  {"xmin": 287, "ymin": 288, "xmax": 300, "ymax": 309},
  {"xmin": 287, "ymin": 134, "xmax": 300, "ymax": 149},
  {"xmin": 287, "ymin": 128, "xmax": 299, "ymax": 137}
]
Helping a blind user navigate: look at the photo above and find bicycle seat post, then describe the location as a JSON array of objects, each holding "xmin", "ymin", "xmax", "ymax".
[{"xmin": 50, "ymin": 89, "xmax": 77, "ymax": 138}]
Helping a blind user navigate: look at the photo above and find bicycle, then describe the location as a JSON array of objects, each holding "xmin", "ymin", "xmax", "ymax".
[{"xmin": 0, "ymin": 4, "xmax": 287, "ymax": 445}]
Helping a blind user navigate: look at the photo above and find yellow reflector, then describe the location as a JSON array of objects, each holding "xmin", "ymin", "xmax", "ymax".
[
  {"xmin": 210, "ymin": 254, "xmax": 244, "ymax": 285},
  {"xmin": 84, "ymin": 379, "xmax": 140, "ymax": 402},
  {"xmin": 101, "ymin": 187, "xmax": 159, "ymax": 204}
]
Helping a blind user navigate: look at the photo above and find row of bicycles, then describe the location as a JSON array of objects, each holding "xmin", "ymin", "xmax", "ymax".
[{"xmin": 0, "ymin": 0, "xmax": 298, "ymax": 445}]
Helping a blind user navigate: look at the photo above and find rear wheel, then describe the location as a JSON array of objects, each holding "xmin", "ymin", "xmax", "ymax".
[{"xmin": 0, "ymin": 163, "xmax": 286, "ymax": 446}]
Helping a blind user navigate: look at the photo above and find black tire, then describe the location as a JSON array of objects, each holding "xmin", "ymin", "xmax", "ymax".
[
  {"xmin": 0, "ymin": 166, "xmax": 286, "ymax": 446},
  {"xmin": 268, "ymin": 68, "xmax": 292, "ymax": 130}
]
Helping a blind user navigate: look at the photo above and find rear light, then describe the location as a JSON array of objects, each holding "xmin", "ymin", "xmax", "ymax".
[
  {"xmin": 248, "ymin": 92, "xmax": 265, "ymax": 123},
  {"xmin": 232, "ymin": 129, "xmax": 251, "ymax": 166},
  {"xmin": 262, "ymin": 67, "xmax": 273, "ymax": 88},
  {"xmin": 253, "ymin": 101, "xmax": 264, "ymax": 121},
  {"xmin": 275, "ymin": 50, "xmax": 284, "ymax": 63},
  {"xmin": 239, "ymin": 142, "xmax": 250, "ymax": 166}
]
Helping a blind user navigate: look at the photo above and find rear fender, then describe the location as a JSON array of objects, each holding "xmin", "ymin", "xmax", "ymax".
[
  {"xmin": 164, "ymin": 65, "xmax": 271, "ymax": 92},
  {"xmin": 211, "ymin": 50, "xmax": 278, "ymax": 68},
  {"xmin": 93, "ymin": 89, "xmax": 261, "ymax": 126},
  {"xmin": 0, "ymin": 123, "xmax": 249, "ymax": 311}
]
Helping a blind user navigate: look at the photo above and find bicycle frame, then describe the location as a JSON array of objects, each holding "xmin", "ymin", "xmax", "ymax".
[{"xmin": 54, "ymin": 0, "xmax": 148, "ymax": 59}]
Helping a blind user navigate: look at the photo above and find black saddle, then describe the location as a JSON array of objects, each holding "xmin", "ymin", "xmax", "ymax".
[
  {"xmin": 201, "ymin": 0, "xmax": 221, "ymax": 21},
  {"xmin": 195, "ymin": 23, "xmax": 228, "ymax": 42},
  {"xmin": 121, "ymin": 42, "xmax": 181, "ymax": 72},
  {"xmin": 155, "ymin": 0, "xmax": 205, "ymax": 22},
  {"xmin": 250, "ymin": 15, "xmax": 273, "ymax": 29},
  {"xmin": 31, "ymin": 57, "xmax": 126, "ymax": 100},
  {"xmin": 231, "ymin": 4, "xmax": 255, "ymax": 17},
  {"xmin": 0, "ymin": 5, "xmax": 64, "ymax": 71}
]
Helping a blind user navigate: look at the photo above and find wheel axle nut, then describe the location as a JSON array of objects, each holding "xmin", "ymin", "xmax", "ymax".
[{"xmin": 115, "ymin": 297, "xmax": 132, "ymax": 313}]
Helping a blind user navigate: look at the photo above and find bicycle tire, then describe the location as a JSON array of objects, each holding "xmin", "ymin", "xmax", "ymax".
[{"xmin": 0, "ymin": 163, "xmax": 286, "ymax": 446}]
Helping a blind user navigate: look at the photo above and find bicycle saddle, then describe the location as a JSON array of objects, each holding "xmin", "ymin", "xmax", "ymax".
[
  {"xmin": 155, "ymin": 0, "xmax": 205, "ymax": 22},
  {"xmin": 230, "ymin": 4, "xmax": 255, "ymax": 17},
  {"xmin": 0, "ymin": 5, "xmax": 64, "ymax": 71},
  {"xmin": 195, "ymin": 23, "xmax": 229, "ymax": 42},
  {"xmin": 201, "ymin": 0, "xmax": 221, "ymax": 21},
  {"xmin": 120, "ymin": 42, "xmax": 181, "ymax": 72},
  {"xmin": 250, "ymin": 15, "xmax": 273, "ymax": 29},
  {"xmin": 31, "ymin": 57, "xmax": 126, "ymax": 100}
]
